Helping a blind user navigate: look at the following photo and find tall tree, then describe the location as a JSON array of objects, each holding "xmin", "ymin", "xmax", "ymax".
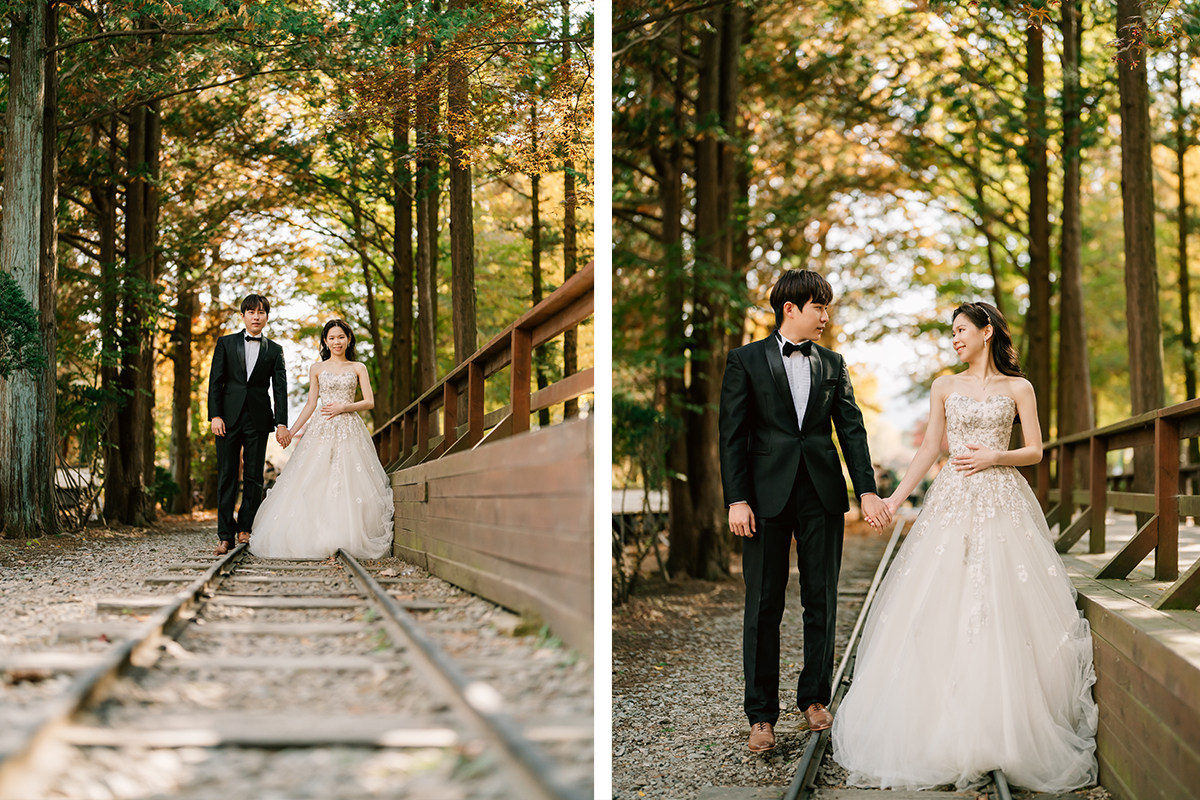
[
  {"xmin": 1056, "ymin": 0, "xmax": 1095, "ymax": 453},
  {"xmin": 1117, "ymin": 0, "xmax": 1166, "ymax": 523},
  {"xmin": 1025, "ymin": 6, "xmax": 1052, "ymax": 440},
  {"xmin": 447, "ymin": 30, "xmax": 478, "ymax": 366},
  {"xmin": 0, "ymin": 0, "xmax": 56, "ymax": 537},
  {"xmin": 561, "ymin": 0, "xmax": 579, "ymax": 418}
]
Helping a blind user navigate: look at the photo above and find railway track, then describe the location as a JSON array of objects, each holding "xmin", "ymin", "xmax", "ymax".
[
  {"xmin": 784, "ymin": 515, "xmax": 1014, "ymax": 800},
  {"xmin": 0, "ymin": 543, "xmax": 592, "ymax": 799}
]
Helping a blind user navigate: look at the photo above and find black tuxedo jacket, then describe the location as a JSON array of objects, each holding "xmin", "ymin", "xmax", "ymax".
[
  {"xmin": 207, "ymin": 331, "xmax": 288, "ymax": 433},
  {"xmin": 719, "ymin": 334, "xmax": 877, "ymax": 519}
]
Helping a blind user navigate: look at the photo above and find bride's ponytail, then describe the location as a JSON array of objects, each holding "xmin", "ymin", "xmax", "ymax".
[{"xmin": 952, "ymin": 302, "xmax": 1023, "ymax": 377}]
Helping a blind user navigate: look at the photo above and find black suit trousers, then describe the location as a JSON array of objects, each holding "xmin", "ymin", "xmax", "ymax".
[
  {"xmin": 742, "ymin": 461, "xmax": 844, "ymax": 725},
  {"xmin": 215, "ymin": 409, "xmax": 270, "ymax": 542}
]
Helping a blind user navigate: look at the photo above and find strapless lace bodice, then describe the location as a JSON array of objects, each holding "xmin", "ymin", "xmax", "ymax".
[
  {"xmin": 318, "ymin": 370, "xmax": 359, "ymax": 404},
  {"xmin": 944, "ymin": 392, "xmax": 1016, "ymax": 456}
]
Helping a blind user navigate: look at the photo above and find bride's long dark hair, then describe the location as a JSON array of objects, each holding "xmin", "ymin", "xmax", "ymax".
[
  {"xmin": 319, "ymin": 319, "xmax": 357, "ymax": 362},
  {"xmin": 952, "ymin": 302, "xmax": 1023, "ymax": 377}
]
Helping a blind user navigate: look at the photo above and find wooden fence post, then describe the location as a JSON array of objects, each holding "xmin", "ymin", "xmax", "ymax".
[
  {"xmin": 511, "ymin": 327, "xmax": 532, "ymax": 435},
  {"xmin": 1090, "ymin": 435, "xmax": 1107, "ymax": 554},
  {"xmin": 468, "ymin": 361, "xmax": 484, "ymax": 447},
  {"xmin": 1156, "ymin": 415, "xmax": 1180, "ymax": 581}
]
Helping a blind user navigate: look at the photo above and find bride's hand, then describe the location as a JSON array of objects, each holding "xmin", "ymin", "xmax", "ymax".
[
  {"xmin": 950, "ymin": 444, "xmax": 997, "ymax": 476},
  {"xmin": 884, "ymin": 493, "xmax": 903, "ymax": 517},
  {"xmin": 320, "ymin": 402, "xmax": 347, "ymax": 419}
]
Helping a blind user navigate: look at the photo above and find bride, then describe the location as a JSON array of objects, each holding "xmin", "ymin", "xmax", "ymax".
[
  {"xmin": 831, "ymin": 302, "xmax": 1097, "ymax": 792},
  {"xmin": 249, "ymin": 319, "xmax": 394, "ymax": 560}
]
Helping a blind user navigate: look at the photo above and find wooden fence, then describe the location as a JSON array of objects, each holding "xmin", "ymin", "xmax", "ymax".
[
  {"xmin": 1033, "ymin": 397, "xmax": 1200, "ymax": 610},
  {"xmin": 371, "ymin": 262, "xmax": 595, "ymax": 655}
]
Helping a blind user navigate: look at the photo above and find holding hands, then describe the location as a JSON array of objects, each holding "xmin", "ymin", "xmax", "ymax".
[
  {"xmin": 861, "ymin": 493, "xmax": 893, "ymax": 531},
  {"xmin": 950, "ymin": 443, "xmax": 998, "ymax": 476},
  {"xmin": 276, "ymin": 425, "xmax": 292, "ymax": 448}
]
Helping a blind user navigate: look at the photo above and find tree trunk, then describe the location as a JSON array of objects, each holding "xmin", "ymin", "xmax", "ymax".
[
  {"xmin": 1117, "ymin": 0, "xmax": 1166, "ymax": 526},
  {"xmin": 37, "ymin": 0, "xmax": 59, "ymax": 533},
  {"xmin": 561, "ymin": 0, "xmax": 578, "ymax": 418},
  {"xmin": 111, "ymin": 99, "xmax": 162, "ymax": 526},
  {"xmin": 415, "ymin": 51, "xmax": 440, "ymax": 393},
  {"xmin": 448, "ymin": 34, "xmax": 477, "ymax": 367},
  {"xmin": 95, "ymin": 118, "xmax": 125, "ymax": 521},
  {"xmin": 1057, "ymin": 0, "xmax": 1094, "ymax": 474},
  {"xmin": 170, "ymin": 282, "xmax": 196, "ymax": 514},
  {"xmin": 656, "ymin": 25, "xmax": 690, "ymax": 580},
  {"xmin": 530, "ymin": 104, "xmax": 551, "ymax": 427},
  {"xmin": 671, "ymin": 5, "xmax": 741, "ymax": 580},
  {"xmin": 1175, "ymin": 45, "xmax": 1200, "ymax": 476},
  {"xmin": 1025, "ymin": 15, "xmax": 1052, "ymax": 440},
  {"xmin": 393, "ymin": 109, "xmax": 414, "ymax": 413},
  {"xmin": 0, "ymin": 1, "xmax": 52, "ymax": 538}
]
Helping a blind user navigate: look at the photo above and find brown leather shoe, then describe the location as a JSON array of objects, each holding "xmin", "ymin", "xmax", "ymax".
[
  {"xmin": 748, "ymin": 721, "xmax": 775, "ymax": 752},
  {"xmin": 213, "ymin": 541, "xmax": 233, "ymax": 556},
  {"xmin": 803, "ymin": 703, "xmax": 833, "ymax": 732},
  {"xmin": 236, "ymin": 532, "xmax": 251, "ymax": 545}
]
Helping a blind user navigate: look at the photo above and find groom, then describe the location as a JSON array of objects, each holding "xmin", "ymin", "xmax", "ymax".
[
  {"xmin": 719, "ymin": 269, "xmax": 889, "ymax": 753},
  {"xmin": 208, "ymin": 294, "xmax": 291, "ymax": 555}
]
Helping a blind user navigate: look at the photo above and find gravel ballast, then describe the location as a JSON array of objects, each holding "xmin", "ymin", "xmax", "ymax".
[{"xmin": 1, "ymin": 513, "xmax": 592, "ymax": 799}]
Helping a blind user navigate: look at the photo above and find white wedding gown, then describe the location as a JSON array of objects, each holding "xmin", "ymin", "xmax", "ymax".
[
  {"xmin": 832, "ymin": 393, "xmax": 1098, "ymax": 792},
  {"xmin": 250, "ymin": 370, "xmax": 394, "ymax": 560}
]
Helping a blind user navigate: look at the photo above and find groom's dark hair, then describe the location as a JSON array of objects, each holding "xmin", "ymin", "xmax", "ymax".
[
  {"xmin": 240, "ymin": 294, "xmax": 271, "ymax": 315},
  {"xmin": 770, "ymin": 270, "xmax": 833, "ymax": 330}
]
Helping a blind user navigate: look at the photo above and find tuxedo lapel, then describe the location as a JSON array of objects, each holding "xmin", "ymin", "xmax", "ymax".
[
  {"xmin": 232, "ymin": 332, "xmax": 247, "ymax": 382},
  {"xmin": 800, "ymin": 346, "xmax": 826, "ymax": 432},
  {"xmin": 764, "ymin": 338, "xmax": 799, "ymax": 432},
  {"xmin": 247, "ymin": 337, "xmax": 270, "ymax": 382}
]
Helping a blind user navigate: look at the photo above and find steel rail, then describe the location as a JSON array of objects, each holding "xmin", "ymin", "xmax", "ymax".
[
  {"xmin": 784, "ymin": 516, "xmax": 909, "ymax": 800},
  {"xmin": 0, "ymin": 543, "xmax": 247, "ymax": 800},
  {"xmin": 336, "ymin": 549, "xmax": 587, "ymax": 800}
]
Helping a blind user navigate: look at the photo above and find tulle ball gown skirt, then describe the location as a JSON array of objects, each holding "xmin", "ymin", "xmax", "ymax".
[
  {"xmin": 250, "ymin": 408, "xmax": 394, "ymax": 560},
  {"xmin": 831, "ymin": 464, "xmax": 1098, "ymax": 792}
]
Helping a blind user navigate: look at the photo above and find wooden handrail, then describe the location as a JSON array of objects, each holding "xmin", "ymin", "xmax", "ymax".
[
  {"xmin": 1033, "ymin": 395, "xmax": 1200, "ymax": 610},
  {"xmin": 371, "ymin": 261, "xmax": 594, "ymax": 472}
]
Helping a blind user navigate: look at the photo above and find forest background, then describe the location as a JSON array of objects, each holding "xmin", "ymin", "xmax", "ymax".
[
  {"xmin": 612, "ymin": 0, "xmax": 1195, "ymax": 589},
  {"xmin": 0, "ymin": 0, "xmax": 596, "ymax": 537}
]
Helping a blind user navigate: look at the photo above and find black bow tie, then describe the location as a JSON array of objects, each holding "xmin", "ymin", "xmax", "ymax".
[
  {"xmin": 782, "ymin": 340, "xmax": 812, "ymax": 358},
  {"xmin": 245, "ymin": 335, "xmax": 262, "ymax": 342}
]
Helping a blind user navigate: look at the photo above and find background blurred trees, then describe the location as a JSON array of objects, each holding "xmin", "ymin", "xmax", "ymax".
[
  {"xmin": 0, "ymin": 0, "xmax": 594, "ymax": 537},
  {"xmin": 614, "ymin": 0, "xmax": 1200, "ymax": 580}
]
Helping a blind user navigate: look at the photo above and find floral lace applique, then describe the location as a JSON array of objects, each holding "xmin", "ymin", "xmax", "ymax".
[{"xmin": 302, "ymin": 371, "xmax": 362, "ymax": 497}]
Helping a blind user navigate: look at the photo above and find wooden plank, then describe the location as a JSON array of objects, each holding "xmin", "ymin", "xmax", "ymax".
[
  {"xmin": 1091, "ymin": 665, "xmax": 1199, "ymax": 800},
  {"xmin": 59, "ymin": 716, "xmax": 456, "ymax": 749},
  {"xmin": 1044, "ymin": 502, "xmax": 1064, "ymax": 532},
  {"xmin": 426, "ymin": 494, "xmax": 590, "ymax": 534},
  {"xmin": 1154, "ymin": 556, "xmax": 1200, "ymax": 611},
  {"xmin": 1054, "ymin": 507, "xmax": 1092, "ymax": 553},
  {"xmin": 161, "ymin": 655, "xmax": 398, "ymax": 671},
  {"xmin": 1091, "ymin": 436, "xmax": 1108, "ymax": 553},
  {"xmin": 442, "ymin": 379, "xmax": 458, "ymax": 460},
  {"xmin": 0, "ymin": 653, "xmax": 104, "ymax": 672},
  {"xmin": 430, "ymin": 461, "xmax": 590, "ymax": 500},
  {"xmin": 531, "ymin": 294, "xmax": 594, "ymax": 352},
  {"xmin": 188, "ymin": 622, "xmax": 374, "ymax": 636},
  {"xmin": 1157, "ymin": 416, "xmax": 1181, "ymax": 580},
  {"xmin": 510, "ymin": 327, "xmax": 532, "ymax": 435},
  {"xmin": 530, "ymin": 368, "xmax": 594, "ymax": 414},
  {"xmin": 1092, "ymin": 634, "xmax": 1200, "ymax": 769},
  {"xmin": 1036, "ymin": 455, "xmax": 1050, "ymax": 511},
  {"xmin": 1060, "ymin": 441, "xmax": 1075, "ymax": 519},
  {"xmin": 54, "ymin": 622, "xmax": 142, "ymax": 643},
  {"xmin": 206, "ymin": 596, "xmax": 364, "ymax": 609},
  {"xmin": 1108, "ymin": 491, "xmax": 1156, "ymax": 513},
  {"xmin": 474, "ymin": 413, "xmax": 512, "ymax": 449},
  {"xmin": 467, "ymin": 361, "xmax": 484, "ymax": 447},
  {"xmin": 413, "ymin": 518, "xmax": 590, "ymax": 578},
  {"xmin": 1075, "ymin": 584, "xmax": 1200, "ymax": 718},
  {"xmin": 1096, "ymin": 515, "xmax": 1158, "ymax": 579},
  {"xmin": 97, "ymin": 597, "xmax": 170, "ymax": 614},
  {"xmin": 1109, "ymin": 425, "xmax": 1156, "ymax": 452}
]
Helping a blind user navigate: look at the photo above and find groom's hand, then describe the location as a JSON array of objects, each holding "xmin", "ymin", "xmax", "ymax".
[
  {"xmin": 729, "ymin": 503, "xmax": 756, "ymax": 537},
  {"xmin": 211, "ymin": 417, "xmax": 226, "ymax": 437},
  {"xmin": 275, "ymin": 426, "xmax": 292, "ymax": 447},
  {"xmin": 861, "ymin": 493, "xmax": 892, "ymax": 531}
]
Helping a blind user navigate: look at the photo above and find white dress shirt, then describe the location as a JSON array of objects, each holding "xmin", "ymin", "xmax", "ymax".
[
  {"xmin": 777, "ymin": 331, "xmax": 812, "ymax": 431},
  {"xmin": 244, "ymin": 331, "xmax": 261, "ymax": 380}
]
